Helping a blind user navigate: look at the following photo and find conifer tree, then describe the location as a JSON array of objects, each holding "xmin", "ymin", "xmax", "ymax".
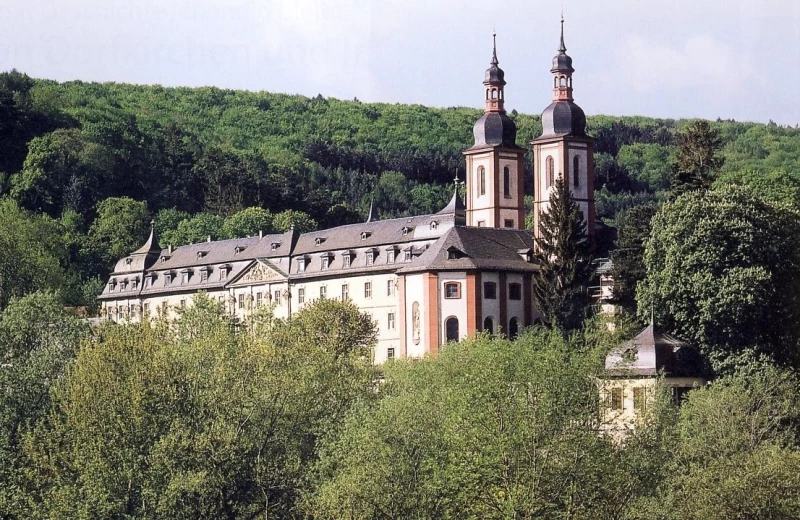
[
  {"xmin": 533, "ymin": 177, "xmax": 594, "ymax": 331},
  {"xmin": 610, "ymin": 203, "xmax": 657, "ymax": 314},
  {"xmin": 669, "ymin": 120, "xmax": 724, "ymax": 196}
]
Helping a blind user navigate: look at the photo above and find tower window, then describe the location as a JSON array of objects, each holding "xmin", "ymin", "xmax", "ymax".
[
  {"xmin": 445, "ymin": 317, "xmax": 460, "ymax": 342},
  {"xmin": 573, "ymin": 156, "xmax": 580, "ymax": 187},
  {"xmin": 484, "ymin": 281, "xmax": 497, "ymax": 299},
  {"xmin": 478, "ymin": 166, "xmax": 486, "ymax": 196},
  {"xmin": 546, "ymin": 156, "xmax": 555, "ymax": 187},
  {"xmin": 483, "ymin": 316, "xmax": 494, "ymax": 334},
  {"xmin": 503, "ymin": 166, "xmax": 511, "ymax": 198},
  {"xmin": 509, "ymin": 283, "xmax": 522, "ymax": 301}
]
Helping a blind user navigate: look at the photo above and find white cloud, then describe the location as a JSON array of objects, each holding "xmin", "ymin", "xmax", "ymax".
[{"xmin": 618, "ymin": 34, "xmax": 763, "ymax": 95}]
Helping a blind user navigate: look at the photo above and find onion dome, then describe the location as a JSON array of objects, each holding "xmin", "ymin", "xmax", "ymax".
[
  {"xmin": 551, "ymin": 19, "xmax": 574, "ymax": 74},
  {"xmin": 540, "ymin": 101, "xmax": 586, "ymax": 138},
  {"xmin": 484, "ymin": 34, "xmax": 506, "ymax": 86}
]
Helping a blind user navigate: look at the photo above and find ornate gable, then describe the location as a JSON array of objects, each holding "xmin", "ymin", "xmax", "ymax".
[{"xmin": 228, "ymin": 260, "xmax": 287, "ymax": 286}]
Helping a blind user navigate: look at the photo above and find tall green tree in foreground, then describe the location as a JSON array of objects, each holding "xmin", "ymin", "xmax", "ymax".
[
  {"xmin": 637, "ymin": 185, "xmax": 800, "ymax": 374},
  {"xmin": 533, "ymin": 178, "xmax": 594, "ymax": 331},
  {"xmin": 610, "ymin": 203, "xmax": 657, "ymax": 315},
  {"xmin": 669, "ymin": 120, "xmax": 724, "ymax": 196}
]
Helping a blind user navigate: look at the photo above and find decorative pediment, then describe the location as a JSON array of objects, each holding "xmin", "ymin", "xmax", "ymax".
[{"xmin": 229, "ymin": 260, "xmax": 287, "ymax": 286}]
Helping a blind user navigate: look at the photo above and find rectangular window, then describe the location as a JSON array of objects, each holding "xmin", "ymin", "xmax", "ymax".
[
  {"xmin": 341, "ymin": 284, "xmax": 349, "ymax": 300},
  {"xmin": 504, "ymin": 219, "xmax": 514, "ymax": 228},
  {"xmin": 180, "ymin": 299, "xmax": 186, "ymax": 307},
  {"xmin": 388, "ymin": 312, "xmax": 395, "ymax": 330},
  {"xmin": 404, "ymin": 250, "xmax": 412, "ymax": 262},
  {"xmin": 132, "ymin": 279, "xmax": 139, "ymax": 290},
  {"xmin": 320, "ymin": 286, "xmax": 327, "ymax": 299},
  {"xmin": 610, "ymin": 388, "xmax": 623, "ymax": 411},
  {"xmin": 483, "ymin": 281, "xmax": 497, "ymax": 299},
  {"xmin": 220, "ymin": 269, "xmax": 227, "ymax": 280},
  {"xmin": 387, "ymin": 347, "xmax": 396, "ymax": 360},
  {"xmin": 387, "ymin": 251, "xmax": 395, "ymax": 264},
  {"xmin": 445, "ymin": 282, "xmax": 461, "ymax": 299},
  {"xmin": 344, "ymin": 255, "xmax": 352, "ymax": 268},
  {"xmin": 298, "ymin": 288, "xmax": 305, "ymax": 304},
  {"xmin": 238, "ymin": 294, "xmax": 245, "ymax": 309},
  {"xmin": 387, "ymin": 279, "xmax": 395, "ymax": 296},
  {"xmin": 145, "ymin": 277, "xmax": 152, "ymax": 288},
  {"xmin": 633, "ymin": 387, "xmax": 646, "ymax": 413},
  {"xmin": 218, "ymin": 296, "xmax": 225, "ymax": 303},
  {"xmin": 366, "ymin": 253, "xmax": 374, "ymax": 266},
  {"xmin": 298, "ymin": 259, "xmax": 306, "ymax": 273},
  {"xmin": 509, "ymin": 283, "xmax": 522, "ymax": 301},
  {"xmin": 201, "ymin": 270, "xmax": 208, "ymax": 282},
  {"xmin": 364, "ymin": 282, "xmax": 372, "ymax": 298},
  {"xmin": 274, "ymin": 290, "xmax": 281, "ymax": 303},
  {"xmin": 143, "ymin": 303, "xmax": 149, "ymax": 316},
  {"xmin": 322, "ymin": 256, "xmax": 330, "ymax": 270},
  {"xmin": 256, "ymin": 292, "xmax": 262, "ymax": 307},
  {"xmin": 164, "ymin": 274, "xmax": 172, "ymax": 287},
  {"xmin": 182, "ymin": 272, "xmax": 189, "ymax": 284}
]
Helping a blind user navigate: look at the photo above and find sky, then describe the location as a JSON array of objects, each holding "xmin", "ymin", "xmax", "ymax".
[{"xmin": 1, "ymin": 0, "xmax": 799, "ymax": 125}]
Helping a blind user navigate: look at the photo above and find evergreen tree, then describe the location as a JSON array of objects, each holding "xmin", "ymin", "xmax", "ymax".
[
  {"xmin": 610, "ymin": 203, "xmax": 657, "ymax": 314},
  {"xmin": 669, "ymin": 120, "xmax": 724, "ymax": 196},
  {"xmin": 533, "ymin": 178, "xmax": 594, "ymax": 331}
]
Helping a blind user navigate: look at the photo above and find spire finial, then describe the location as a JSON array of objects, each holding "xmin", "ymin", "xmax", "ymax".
[
  {"xmin": 559, "ymin": 15, "xmax": 567, "ymax": 53},
  {"xmin": 491, "ymin": 31, "xmax": 498, "ymax": 65}
]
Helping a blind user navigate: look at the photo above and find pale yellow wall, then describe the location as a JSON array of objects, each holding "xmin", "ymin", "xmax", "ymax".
[{"xmin": 439, "ymin": 272, "xmax": 467, "ymax": 343}]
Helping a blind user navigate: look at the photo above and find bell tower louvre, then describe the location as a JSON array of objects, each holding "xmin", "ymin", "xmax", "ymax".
[
  {"xmin": 464, "ymin": 34, "xmax": 526, "ymax": 230},
  {"xmin": 531, "ymin": 17, "xmax": 596, "ymax": 243}
]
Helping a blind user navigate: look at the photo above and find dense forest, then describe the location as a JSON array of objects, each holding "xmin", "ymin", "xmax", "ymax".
[
  {"xmin": 4, "ymin": 69, "xmax": 800, "ymax": 517},
  {"xmin": 3, "ymin": 69, "xmax": 800, "ymax": 310}
]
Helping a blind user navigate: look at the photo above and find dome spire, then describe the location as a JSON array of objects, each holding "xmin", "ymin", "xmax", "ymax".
[
  {"xmin": 559, "ymin": 14, "xmax": 567, "ymax": 53},
  {"xmin": 491, "ymin": 31, "xmax": 498, "ymax": 65}
]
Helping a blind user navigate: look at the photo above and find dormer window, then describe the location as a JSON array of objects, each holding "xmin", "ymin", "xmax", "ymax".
[
  {"xmin": 132, "ymin": 278, "xmax": 139, "ymax": 290},
  {"xmin": 234, "ymin": 245, "xmax": 246, "ymax": 255},
  {"xmin": 404, "ymin": 249, "xmax": 412, "ymax": 262},
  {"xmin": 165, "ymin": 273, "xmax": 173, "ymax": 286},
  {"xmin": 430, "ymin": 221, "xmax": 438, "ymax": 230},
  {"xmin": 366, "ymin": 251, "xmax": 375, "ymax": 266},
  {"xmin": 181, "ymin": 270, "xmax": 191, "ymax": 284},
  {"xmin": 297, "ymin": 257, "xmax": 307, "ymax": 273},
  {"xmin": 321, "ymin": 255, "xmax": 330, "ymax": 270},
  {"xmin": 145, "ymin": 274, "xmax": 155, "ymax": 288},
  {"xmin": 270, "ymin": 242, "xmax": 281, "ymax": 251},
  {"xmin": 402, "ymin": 226, "xmax": 412, "ymax": 236},
  {"xmin": 315, "ymin": 237, "xmax": 326, "ymax": 247},
  {"xmin": 447, "ymin": 247, "xmax": 464, "ymax": 260},
  {"xmin": 125, "ymin": 257, "xmax": 133, "ymax": 265},
  {"xmin": 109, "ymin": 280, "xmax": 116, "ymax": 292},
  {"xmin": 197, "ymin": 251, "xmax": 208, "ymax": 259},
  {"xmin": 343, "ymin": 253, "xmax": 352, "ymax": 268},
  {"xmin": 160, "ymin": 256, "xmax": 168, "ymax": 263},
  {"xmin": 361, "ymin": 231, "xmax": 372, "ymax": 240},
  {"xmin": 200, "ymin": 268, "xmax": 209, "ymax": 282},
  {"xmin": 220, "ymin": 266, "xmax": 230, "ymax": 280},
  {"xmin": 121, "ymin": 280, "xmax": 128, "ymax": 290}
]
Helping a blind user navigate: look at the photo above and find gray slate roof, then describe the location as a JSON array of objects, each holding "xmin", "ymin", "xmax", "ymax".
[{"xmin": 605, "ymin": 325, "xmax": 705, "ymax": 378}]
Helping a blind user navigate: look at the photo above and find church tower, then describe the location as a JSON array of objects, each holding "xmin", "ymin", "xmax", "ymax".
[
  {"xmin": 531, "ymin": 18, "xmax": 595, "ymax": 241},
  {"xmin": 464, "ymin": 34, "xmax": 526, "ymax": 229}
]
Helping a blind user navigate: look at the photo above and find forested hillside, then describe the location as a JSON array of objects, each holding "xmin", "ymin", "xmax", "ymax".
[{"xmin": 3, "ymin": 68, "xmax": 800, "ymax": 309}]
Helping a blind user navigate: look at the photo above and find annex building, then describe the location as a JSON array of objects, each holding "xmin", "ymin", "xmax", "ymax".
[{"xmin": 99, "ymin": 22, "xmax": 596, "ymax": 364}]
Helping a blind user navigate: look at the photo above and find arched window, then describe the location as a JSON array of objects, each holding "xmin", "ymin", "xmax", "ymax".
[
  {"xmin": 509, "ymin": 317, "xmax": 519, "ymax": 339},
  {"xmin": 503, "ymin": 166, "xmax": 511, "ymax": 198},
  {"xmin": 491, "ymin": 89, "xmax": 497, "ymax": 100},
  {"xmin": 573, "ymin": 156, "xmax": 580, "ymax": 187},
  {"xmin": 546, "ymin": 156, "xmax": 554, "ymax": 187},
  {"xmin": 479, "ymin": 166, "xmax": 486, "ymax": 196},
  {"xmin": 445, "ymin": 317, "xmax": 460, "ymax": 342},
  {"xmin": 483, "ymin": 316, "xmax": 494, "ymax": 334}
]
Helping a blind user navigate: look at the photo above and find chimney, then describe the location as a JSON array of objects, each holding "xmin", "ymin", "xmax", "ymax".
[
  {"xmin": 259, "ymin": 230, "xmax": 263, "ymax": 239},
  {"xmin": 168, "ymin": 245, "xmax": 173, "ymax": 255},
  {"xmin": 207, "ymin": 235, "xmax": 212, "ymax": 243}
]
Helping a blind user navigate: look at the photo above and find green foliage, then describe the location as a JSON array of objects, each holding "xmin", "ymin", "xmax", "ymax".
[
  {"xmin": 533, "ymin": 178, "xmax": 594, "ymax": 331},
  {"xmin": 221, "ymin": 206, "xmax": 274, "ymax": 238},
  {"xmin": 13, "ymin": 297, "xmax": 377, "ymax": 519},
  {"xmin": 86, "ymin": 196, "xmax": 150, "ymax": 269},
  {"xmin": 307, "ymin": 329, "xmax": 641, "ymax": 519},
  {"xmin": 669, "ymin": 120, "xmax": 724, "ymax": 196},
  {"xmin": 637, "ymin": 186, "xmax": 800, "ymax": 374},
  {"xmin": 272, "ymin": 209, "xmax": 317, "ymax": 233},
  {"xmin": 172, "ymin": 212, "xmax": 225, "ymax": 245},
  {"xmin": 610, "ymin": 203, "xmax": 657, "ymax": 314},
  {"xmin": 631, "ymin": 365, "xmax": 800, "ymax": 519},
  {"xmin": 0, "ymin": 198, "xmax": 67, "ymax": 310}
]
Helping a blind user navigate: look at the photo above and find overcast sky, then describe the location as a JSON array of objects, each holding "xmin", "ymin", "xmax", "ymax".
[{"xmin": 1, "ymin": 0, "xmax": 799, "ymax": 124}]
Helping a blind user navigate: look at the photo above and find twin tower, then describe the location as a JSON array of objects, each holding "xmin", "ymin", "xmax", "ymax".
[{"xmin": 463, "ymin": 20, "xmax": 595, "ymax": 241}]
